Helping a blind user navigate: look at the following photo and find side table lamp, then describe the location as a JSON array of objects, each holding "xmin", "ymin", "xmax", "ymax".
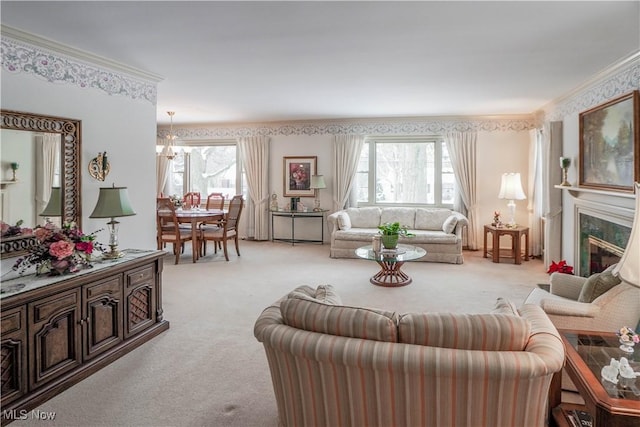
[
  {"xmin": 310, "ymin": 174, "xmax": 326, "ymax": 211},
  {"xmin": 90, "ymin": 184, "xmax": 136, "ymax": 259},
  {"xmin": 39, "ymin": 187, "xmax": 62, "ymax": 223},
  {"xmin": 498, "ymin": 172, "xmax": 526, "ymax": 228}
]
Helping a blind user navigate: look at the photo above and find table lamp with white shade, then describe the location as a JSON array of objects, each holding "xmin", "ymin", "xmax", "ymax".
[
  {"xmin": 498, "ymin": 172, "xmax": 526, "ymax": 228},
  {"xmin": 90, "ymin": 184, "xmax": 136, "ymax": 259}
]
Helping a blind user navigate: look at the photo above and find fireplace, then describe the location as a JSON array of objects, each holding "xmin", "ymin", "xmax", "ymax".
[
  {"xmin": 579, "ymin": 213, "xmax": 631, "ymax": 276},
  {"xmin": 587, "ymin": 236, "xmax": 624, "ymax": 275}
]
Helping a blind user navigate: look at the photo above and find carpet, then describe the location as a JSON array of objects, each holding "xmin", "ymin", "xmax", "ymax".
[{"xmin": 13, "ymin": 241, "xmax": 550, "ymax": 427}]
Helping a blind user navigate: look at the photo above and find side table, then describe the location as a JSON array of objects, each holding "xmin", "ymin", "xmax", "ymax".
[
  {"xmin": 483, "ymin": 224, "xmax": 529, "ymax": 264},
  {"xmin": 270, "ymin": 210, "xmax": 328, "ymax": 245}
]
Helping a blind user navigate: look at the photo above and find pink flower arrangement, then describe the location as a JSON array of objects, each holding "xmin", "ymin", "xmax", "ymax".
[
  {"xmin": 1, "ymin": 220, "xmax": 33, "ymax": 237},
  {"xmin": 617, "ymin": 326, "xmax": 640, "ymax": 344},
  {"xmin": 13, "ymin": 222, "xmax": 104, "ymax": 276}
]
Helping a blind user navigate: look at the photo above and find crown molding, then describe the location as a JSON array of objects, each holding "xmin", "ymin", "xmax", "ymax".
[
  {"xmin": 541, "ymin": 51, "xmax": 640, "ymax": 121},
  {"xmin": 157, "ymin": 115, "xmax": 537, "ymax": 139},
  {"xmin": 1, "ymin": 25, "xmax": 161, "ymax": 104}
]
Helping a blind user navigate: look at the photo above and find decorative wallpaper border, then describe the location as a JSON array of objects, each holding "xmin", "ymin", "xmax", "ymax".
[
  {"xmin": 1, "ymin": 31, "xmax": 158, "ymax": 104},
  {"xmin": 161, "ymin": 115, "xmax": 537, "ymax": 139},
  {"xmin": 544, "ymin": 55, "xmax": 640, "ymax": 121}
]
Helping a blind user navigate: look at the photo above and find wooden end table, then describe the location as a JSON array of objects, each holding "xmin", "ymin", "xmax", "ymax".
[
  {"xmin": 483, "ymin": 224, "xmax": 529, "ymax": 264},
  {"xmin": 550, "ymin": 330, "xmax": 640, "ymax": 427}
]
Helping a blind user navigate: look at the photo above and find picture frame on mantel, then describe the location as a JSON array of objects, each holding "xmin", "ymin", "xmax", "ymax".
[
  {"xmin": 283, "ymin": 156, "xmax": 316, "ymax": 197},
  {"xmin": 579, "ymin": 90, "xmax": 639, "ymax": 193}
]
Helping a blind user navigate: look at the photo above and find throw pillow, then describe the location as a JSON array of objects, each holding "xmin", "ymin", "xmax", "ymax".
[
  {"xmin": 442, "ymin": 215, "xmax": 458, "ymax": 234},
  {"xmin": 398, "ymin": 312, "xmax": 531, "ymax": 351},
  {"xmin": 281, "ymin": 297, "xmax": 398, "ymax": 342},
  {"xmin": 337, "ymin": 213, "xmax": 351, "ymax": 230},
  {"xmin": 491, "ymin": 297, "xmax": 520, "ymax": 316},
  {"xmin": 287, "ymin": 284, "xmax": 343, "ymax": 305},
  {"xmin": 578, "ymin": 270, "xmax": 622, "ymax": 303}
]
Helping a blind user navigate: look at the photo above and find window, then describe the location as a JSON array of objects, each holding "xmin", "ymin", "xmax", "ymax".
[
  {"xmin": 164, "ymin": 141, "xmax": 246, "ymax": 202},
  {"xmin": 356, "ymin": 137, "xmax": 454, "ymax": 206}
]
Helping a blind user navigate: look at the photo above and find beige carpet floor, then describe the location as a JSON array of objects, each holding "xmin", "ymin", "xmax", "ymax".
[{"xmin": 13, "ymin": 241, "xmax": 550, "ymax": 427}]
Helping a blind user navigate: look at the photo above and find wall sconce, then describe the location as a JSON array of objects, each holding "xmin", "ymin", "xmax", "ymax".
[
  {"xmin": 90, "ymin": 184, "xmax": 136, "ymax": 259},
  {"xmin": 88, "ymin": 152, "xmax": 110, "ymax": 181},
  {"xmin": 498, "ymin": 172, "xmax": 526, "ymax": 228},
  {"xmin": 310, "ymin": 175, "xmax": 327, "ymax": 211}
]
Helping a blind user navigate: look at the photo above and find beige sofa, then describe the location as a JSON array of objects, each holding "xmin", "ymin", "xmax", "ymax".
[
  {"xmin": 327, "ymin": 207, "xmax": 468, "ymax": 263},
  {"xmin": 255, "ymin": 285, "xmax": 565, "ymax": 427}
]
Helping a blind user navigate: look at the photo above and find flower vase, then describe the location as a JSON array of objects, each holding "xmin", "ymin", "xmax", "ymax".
[
  {"xmin": 381, "ymin": 234, "xmax": 399, "ymax": 250},
  {"xmin": 620, "ymin": 338, "xmax": 635, "ymax": 354}
]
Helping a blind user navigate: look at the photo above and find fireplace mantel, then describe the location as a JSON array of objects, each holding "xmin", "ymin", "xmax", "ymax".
[{"xmin": 555, "ymin": 185, "xmax": 636, "ymax": 199}]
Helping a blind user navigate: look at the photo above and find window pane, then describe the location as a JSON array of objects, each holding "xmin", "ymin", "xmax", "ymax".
[
  {"xmin": 189, "ymin": 145, "xmax": 237, "ymax": 200},
  {"xmin": 356, "ymin": 142, "xmax": 369, "ymax": 203},
  {"xmin": 375, "ymin": 142, "xmax": 433, "ymax": 203},
  {"xmin": 441, "ymin": 142, "xmax": 455, "ymax": 205}
]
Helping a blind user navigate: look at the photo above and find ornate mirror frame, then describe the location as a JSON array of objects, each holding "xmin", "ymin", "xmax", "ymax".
[{"xmin": 0, "ymin": 109, "xmax": 81, "ymax": 258}]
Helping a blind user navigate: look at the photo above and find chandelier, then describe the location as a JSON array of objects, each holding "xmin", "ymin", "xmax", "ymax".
[{"xmin": 158, "ymin": 111, "xmax": 177, "ymax": 160}]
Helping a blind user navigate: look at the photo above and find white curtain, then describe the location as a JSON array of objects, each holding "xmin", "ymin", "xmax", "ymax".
[
  {"xmin": 238, "ymin": 136, "xmax": 270, "ymax": 240},
  {"xmin": 156, "ymin": 139, "xmax": 170, "ymax": 196},
  {"xmin": 444, "ymin": 131, "xmax": 478, "ymax": 250},
  {"xmin": 527, "ymin": 129, "xmax": 544, "ymax": 257},
  {"xmin": 36, "ymin": 133, "xmax": 60, "ymax": 218},
  {"xmin": 332, "ymin": 135, "xmax": 365, "ymax": 211}
]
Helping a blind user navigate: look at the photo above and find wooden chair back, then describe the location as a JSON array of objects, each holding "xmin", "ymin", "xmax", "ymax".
[
  {"xmin": 224, "ymin": 195, "xmax": 244, "ymax": 232},
  {"xmin": 206, "ymin": 192, "xmax": 225, "ymax": 210},
  {"xmin": 183, "ymin": 192, "xmax": 201, "ymax": 208}
]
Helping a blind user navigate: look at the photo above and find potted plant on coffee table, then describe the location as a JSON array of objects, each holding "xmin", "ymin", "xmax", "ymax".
[{"xmin": 377, "ymin": 222, "xmax": 414, "ymax": 249}]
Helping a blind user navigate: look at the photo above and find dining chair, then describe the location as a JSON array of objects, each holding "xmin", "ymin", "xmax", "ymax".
[
  {"xmin": 157, "ymin": 198, "xmax": 193, "ymax": 264},
  {"xmin": 183, "ymin": 192, "xmax": 201, "ymax": 209},
  {"xmin": 202, "ymin": 193, "xmax": 226, "ymax": 249},
  {"xmin": 199, "ymin": 195, "xmax": 244, "ymax": 261}
]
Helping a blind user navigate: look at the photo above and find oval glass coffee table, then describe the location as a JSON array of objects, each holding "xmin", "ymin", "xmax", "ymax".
[{"xmin": 355, "ymin": 244, "xmax": 426, "ymax": 287}]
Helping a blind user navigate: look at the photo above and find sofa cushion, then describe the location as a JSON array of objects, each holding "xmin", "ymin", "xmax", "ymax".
[
  {"xmin": 442, "ymin": 215, "xmax": 458, "ymax": 234},
  {"xmin": 380, "ymin": 208, "xmax": 416, "ymax": 229},
  {"xmin": 287, "ymin": 284, "xmax": 343, "ymax": 305},
  {"xmin": 334, "ymin": 228, "xmax": 383, "ymax": 242},
  {"xmin": 578, "ymin": 270, "xmax": 622, "ymax": 303},
  {"xmin": 398, "ymin": 312, "xmax": 531, "ymax": 351},
  {"xmin": 404, "ymin": 230, "xmax": 458, "ymax": 244},
  {"xmin": 346, "ymin": 207, "xmax": 381, "ymax": 228},
  {"xmin": 337, "ymin": 213, "xmax": 351, "ymax": 230},
  {"xmin": 281, "ymin": 298, "xmax": 398, "ymax": 342},
  {"xmin": 415, "ymin": 208, "xmax": 453, "ymax": 230}
]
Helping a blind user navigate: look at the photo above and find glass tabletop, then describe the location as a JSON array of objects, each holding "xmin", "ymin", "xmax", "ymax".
[
  {"xmin": 563, "ymin": 331, "xmax": 640, "ymax": 401},
  {"xmin": 355, "ymin": 244, "xmax": 426, "ymax": 262}
]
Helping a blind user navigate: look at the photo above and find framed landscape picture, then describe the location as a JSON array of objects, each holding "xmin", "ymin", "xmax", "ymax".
[
  {"xmin": 579, "ymin": 90, "xmax": 639, "ymax": 193},
  {"xmin": 283, "ymin": 156, "xmax": 317, "ymax": 197}
]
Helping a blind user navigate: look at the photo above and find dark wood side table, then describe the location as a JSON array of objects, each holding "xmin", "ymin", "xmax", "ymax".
[
  {"xmin": 483, "ymin": 224, "xmax": 529, "ymax": 264},
  {"xmin": 550, "ymin": 330, "xmax": 640, "ymax": 427}
]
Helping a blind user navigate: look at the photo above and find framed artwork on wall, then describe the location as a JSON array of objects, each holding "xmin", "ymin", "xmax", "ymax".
[
  {"xmin": 579, "ymin": 90, "xmax": 639, "ymax": 193},
  {"xmin": 283, "ymin": 156, "xmax": 317, "ymax": 197}
]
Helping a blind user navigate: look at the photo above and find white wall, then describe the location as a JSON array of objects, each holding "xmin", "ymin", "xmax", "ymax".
[{"xmin": 1, "ymin": 72, "xmax": 159, "ymax": 251}]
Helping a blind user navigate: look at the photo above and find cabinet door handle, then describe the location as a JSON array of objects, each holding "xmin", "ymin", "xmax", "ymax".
[{"xmin": 78, "ymin": 318, "xmax": 85, "ymax": 325}]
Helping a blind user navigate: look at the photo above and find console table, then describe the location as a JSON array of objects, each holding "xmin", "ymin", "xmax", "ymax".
[
  {"xmin": 0, "ymin": 250, "xmax": 169, "ymax": 425},
  {"xmin": 270, "ymin": 210, "xmax": 328, "ymax": 245}
]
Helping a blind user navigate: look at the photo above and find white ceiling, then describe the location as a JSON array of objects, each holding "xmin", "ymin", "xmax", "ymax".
[{"xmin": 1, "ymin": 1, "xmax": 639, "ymax": 125}]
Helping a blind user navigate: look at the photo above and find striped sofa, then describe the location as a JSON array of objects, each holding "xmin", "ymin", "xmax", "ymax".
[{"xmin": 254, "ymin": 285, "xmax": 565, "ymax": 427}]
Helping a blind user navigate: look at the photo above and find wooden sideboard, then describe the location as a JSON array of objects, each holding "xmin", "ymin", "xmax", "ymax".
[{"xmin": 0, "ymin": 250, "xmax": 169, "ymax": 425}]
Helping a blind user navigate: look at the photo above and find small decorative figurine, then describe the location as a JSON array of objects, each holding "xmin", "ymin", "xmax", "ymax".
[
  {"xmin": 270, "ymin": 193, "xmax": 278, "ymax": 211},
  {"xmin": 492, "ymin": 211, "xmax": 502, "ymax": 227}
]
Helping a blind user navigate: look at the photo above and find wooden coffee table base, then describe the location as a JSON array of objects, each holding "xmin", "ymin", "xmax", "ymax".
[{"xmin": 370, "ymin": 260, "xmax": 411, "ymax": 287}]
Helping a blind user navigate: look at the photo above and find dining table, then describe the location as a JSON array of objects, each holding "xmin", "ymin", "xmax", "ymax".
[{"xmin": 174, "ymin": 208, "xmax": 225, "ymax": 262}]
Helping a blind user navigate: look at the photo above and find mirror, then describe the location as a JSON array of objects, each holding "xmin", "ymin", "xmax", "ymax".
[{"xmin": 0, "ymin": 110, "xmax": 81, "ymax": 258}]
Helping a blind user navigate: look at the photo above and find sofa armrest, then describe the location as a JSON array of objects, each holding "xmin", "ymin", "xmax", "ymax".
[
  {"xmin": 549, "ymin": 272, "xmax": 586, "ymax": 300},
  {"xmin": 538, "ymin": 297, "xmax": 600, "ymax": 318},
  {"xmin": 327, "ymin": 211, "xmax": 343, "ymax": 235},
  {"xmin": 451, "ymin": 212, "xmax": 468, "ymax": 238}
]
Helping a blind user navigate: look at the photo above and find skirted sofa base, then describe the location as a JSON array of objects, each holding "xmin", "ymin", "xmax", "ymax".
[
  {"xmin": 255, "ymin": 285, "xmax": 565, "ymax": 427},
  {"xmin": 328, "ymin": 207, "xmax": 468, "ymax": 264}
]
